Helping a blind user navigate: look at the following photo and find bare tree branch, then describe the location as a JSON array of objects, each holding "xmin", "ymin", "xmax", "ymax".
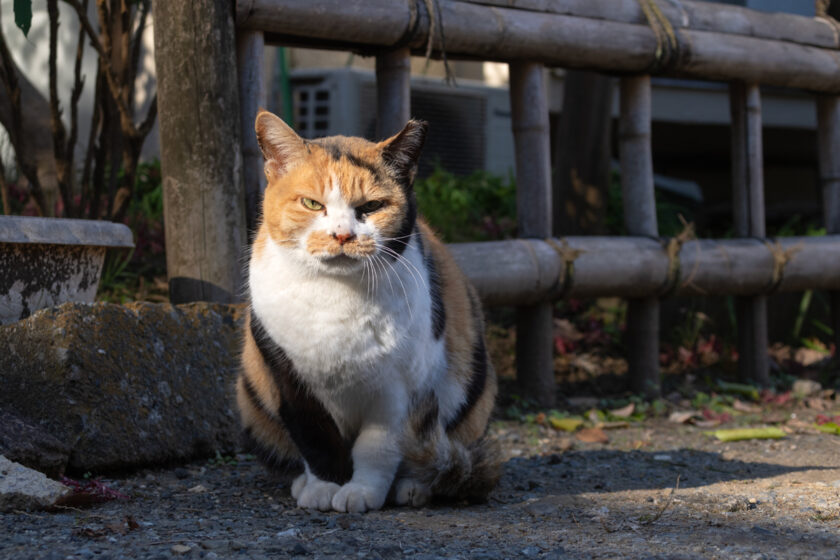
[
  {"xmin": 63, "ymin": 0, "xmax": 139, "ymax": 138},
  {"xmin": 47, "ymin": 0, "xmax": 72, "ymax": 216},
  {"xmin": 128, "ymin": 0, "xmax": 150, "ymax": 92}
]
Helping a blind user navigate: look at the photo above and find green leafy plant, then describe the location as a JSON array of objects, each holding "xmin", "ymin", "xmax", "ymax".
[{"xmin": 415, "ymin": 165, "xmax": 517, "ymax": 243}]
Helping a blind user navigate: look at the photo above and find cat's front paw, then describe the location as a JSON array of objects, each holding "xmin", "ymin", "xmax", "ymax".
[
  {"xmin": 296, "ymin": 479, "xmax": 340, "ymax": 511},
  {"xmin": 332, "ymin": 481, "xmax": 387, "ymax": 513},
  {"xmin": 392, "ymin": 478, "xmax": 431, "ymax": 507},
  {"xmin": 291, "ymin": 473, "xmax": 310, "ymax": 500}
]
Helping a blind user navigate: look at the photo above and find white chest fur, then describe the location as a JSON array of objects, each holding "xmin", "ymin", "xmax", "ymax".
[{"xmin": 249, "ymin": 237, "xmax": 446, "ymax": 429}]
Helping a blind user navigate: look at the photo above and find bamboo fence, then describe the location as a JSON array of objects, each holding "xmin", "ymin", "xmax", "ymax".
[{"xmin": 167, "ymin": 0, "xmax": 840, "ymax": 401}]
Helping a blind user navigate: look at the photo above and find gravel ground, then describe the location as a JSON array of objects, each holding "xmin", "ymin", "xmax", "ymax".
[{"xmin": 3, "ymin": 412, "xmax": 840, "ymax": 560}]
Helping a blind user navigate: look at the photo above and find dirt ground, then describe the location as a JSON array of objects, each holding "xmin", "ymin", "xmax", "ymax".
[{"xmin": 3, "ymin": 402, "xmax": 840, "ymax": 560}]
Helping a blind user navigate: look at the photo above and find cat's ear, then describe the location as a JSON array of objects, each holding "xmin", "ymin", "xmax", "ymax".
[
  {"xmin": 379, "ymin": 119, "xmax": 428, "ymax": 185},
  {"xmin": 255, "ymin": 110, "xmax": 307, "ymax": 177}
]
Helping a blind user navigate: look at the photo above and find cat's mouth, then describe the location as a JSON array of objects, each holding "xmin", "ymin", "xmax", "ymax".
[{"xmin": 321, "ymin": 253, "xmax": 362, "ymax": 267}]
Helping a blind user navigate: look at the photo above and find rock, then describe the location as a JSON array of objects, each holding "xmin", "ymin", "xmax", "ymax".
[
  {"xmin": 0, "ymin": 301, "xmax": 245, "ymax": 473},
  {"xmin": 0, "ymin": 410, "xmax": 71, "ymax": 478},
  {"xmin": 792, "ymin": 379, "xmax": 822, "ymax": 398},
  {"xmin": 0, "ymin": 455, "xmax": 72, "ymax": 511},
  {"xmin": 171, "ymin": 544, "xmax": 191, "ymax": 555}
]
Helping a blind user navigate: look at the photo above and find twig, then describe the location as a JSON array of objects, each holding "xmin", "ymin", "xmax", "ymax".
[
  {"xmin": 641, "ymin": 474, "xmax": 681, "ymax": 525},
  {"xmin": 47, "ymin": 0, "xmax": 71, "ymax": 215},
  {"xmin": 62, "ymin": 0, "xmax": 138, "ymax": 138}
]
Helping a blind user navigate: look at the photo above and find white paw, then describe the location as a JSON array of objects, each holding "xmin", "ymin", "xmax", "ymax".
[
  {"xmin": 297, "ymin": 479, "xmax": 340, "ymax": 511},
  {"xmin": 331, "ymin": 481, "xmax": 387, "ymax": 513},
  {"xmin": 291, "ymin": 473, "xmax": 307, "ymax": 500},
  {"xmin": 393, "ymin": 478, "xmax": 431, "ymax": 507}
]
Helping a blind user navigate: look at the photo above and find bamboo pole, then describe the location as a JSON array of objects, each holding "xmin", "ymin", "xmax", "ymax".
[
  {"xmin": 237, "ymin": 29, "xmax": 267, "ymax": 237},
  {"xmin": 619, "ymin": 75, "xmax": 660, "ymax": 398},
  {"xmin": 237, "ymin": 0, "xmax": 840, "ymax": 94},
  {"xmin": 375, "ymin": 48, "xmax": 411, "ymax": 139},
  {"xmin": 461, "ymin": 0, "xmax": 839, "ymax": 50},
  {"xmin": 447, "ymin": 236, "xmax": 840, "ymax": 304},
  {"xmin": 730, "ymin": 83, "xmax": 769, "ymax": 386},
  {"xmin": 509, "ymin": 61, "xmax": 554, "ymax": 407},
  {"xmin": 154, "ymin": 0, "xmax": 246, "ymax": 304},
  {"xmin": 817, "ymin": 95, "xmax": 840, "ymax": 362}
]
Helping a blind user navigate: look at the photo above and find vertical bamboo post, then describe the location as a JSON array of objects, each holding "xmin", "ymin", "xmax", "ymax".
[
  {"xmin": 817, "ymin": 95, "xmax": 840, "ymax": 360},
  {"xmin": 237, "ymin": 29, "xmax": 267, "ymax": 237},
  {"xmin": 153, "ymin": 0, "xmax": 246, "ymax": 303},
  {"xmin": 730, "ymin": 82, "xmax": 770, "ymax": 385},
  {"xmin": 619, "ymin": 75, "xmax": 660, "ymax": 398},
  {"xmin": 509, "ymin": 62, "xmax": 555, "ymax": 407},
  {"xmin": 375, "ymin": 48, "xmax": 411, "ymax": 138}
]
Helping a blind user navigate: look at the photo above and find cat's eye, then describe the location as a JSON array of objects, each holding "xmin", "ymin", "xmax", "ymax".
[
  {"xmin": 357, "ymin": 200, "xmax": 384, "ymax": 214},
  {"xmin": 301, "ymin": 197, "xmax": 324, "ymax": 211}
]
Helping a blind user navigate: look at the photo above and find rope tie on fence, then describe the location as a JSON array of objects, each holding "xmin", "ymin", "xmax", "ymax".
[
  {"xmin": 658, "ymin": 217, "xmax": 695, "ymax": 296},
  {"xmin": 422, "ymin": 0, "xmax": 457, "ymax": 85},
  {"xmin": 637, "ymin": 0, "xmax": 681, "ymax": 71},
  {"xmin": 816, "ymin": 0, "xmax": 840, "ymax": 47},
  {"xmin": 764, "ymin": 240, "xmax": 803, "ymax": 294},
  {"xmin": 545, "ymin": 238, "xmax": 584, "ymax": 298},
  {"xmin": 391, "ymin": 0, "xmax": 421, "ymax": 50}
]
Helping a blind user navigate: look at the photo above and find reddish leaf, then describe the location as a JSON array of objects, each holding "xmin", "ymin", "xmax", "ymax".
[
  {"xmin": 59, "ymin": 477, "xmax": 130, "ymax": 507},
  {"xmin": 576, "ymin": 427, "xmax": 609, "ymax": 444},
  {"xmin": 816, "ymin": 414, "xmax": 840, "ymax": 426}
]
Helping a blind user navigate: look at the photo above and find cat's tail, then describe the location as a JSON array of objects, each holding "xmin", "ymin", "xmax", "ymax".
[{"xmin": 401, "ymin": 396, "xmax": 503, "ymax": 503}]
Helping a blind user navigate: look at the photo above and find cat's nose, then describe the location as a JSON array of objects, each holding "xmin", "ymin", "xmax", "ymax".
[{"xmin": 333, "ymin": 232, "xmax": 356, "ymax": 245}]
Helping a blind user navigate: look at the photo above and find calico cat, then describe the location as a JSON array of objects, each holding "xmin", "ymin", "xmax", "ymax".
[{"xmin": 236, "ymin": 110, "xmax": 499, "ymax": 513}]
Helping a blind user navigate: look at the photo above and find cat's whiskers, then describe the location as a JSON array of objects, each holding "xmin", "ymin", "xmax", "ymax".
[
  {"xmin": 374, "ymin": 252, "xmax": 414, "ymax": 321},
  {"xmin": 377, "ymin": 244, "xmax": 426, "ymax": 292}
]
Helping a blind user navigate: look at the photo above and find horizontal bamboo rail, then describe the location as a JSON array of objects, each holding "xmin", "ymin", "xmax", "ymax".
[
  {"xmin": 235, "ymin": 0, "xmax": 840, "ymax": 94},
  {"xmin": 449, "ymin": 236, "xmax": 840, "ymax": 306},
  {"xmin": 463, "ymin": 0, "xmax": 839, "ymax": 50}
]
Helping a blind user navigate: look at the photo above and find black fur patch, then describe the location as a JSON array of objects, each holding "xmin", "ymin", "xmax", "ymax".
[
  {"xmin": 445, "ymin": 293, "xmax": 488, "ymax": 433},
  {"xmin": 250, "ymin": 312, "xmax": 354, "ymax": 485},
  {"xmin": 410, "ymin": 391, "xmax": 440, "ymax": 441},
  {"xmin": 383, "ymin": 193, "xmax": 417, "ymax": 257},
  {"xmin": 314, "ymin": 139, "xmax": 384, "ymax": 182},
  {"xmin": 425, "ymin": 248, "xmax": 446, "ymax": 340}
]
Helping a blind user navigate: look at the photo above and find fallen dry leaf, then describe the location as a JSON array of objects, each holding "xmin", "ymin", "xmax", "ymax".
[
  {"xmin": 596, "ymin": 421, "xmax": 630, "ymax": 430},
  {"xmin": 549, "ymin": 417, "xmax": 583, "ymax": 432},
  {"xmin": 805, "ymin": 398, "xmax": 830, "ymax": 411},
  {"xmin": 762, "ymin": 412, "xmax": 788, "ymax": 424},
  {"xmin": 554, "ymin": 318, "xmax": 584, "ymax": 341},
  {"xmin": 785, "ymin": 418, "xmax": 821, "ymax": 433},
  {"xmin": 610, "ymin": 403, "xmax": 635, "ymax": 418},
  {"xmin": 794, "ymin": 348, "xmax": 829, "ymax": 367},
  {"xmin": 58, "ymin": 477, "xmax": 129, "ymax": 507},
  {"xmin": 576, "ymin": 427, "xmax": 609, "ymax": 444},
  {"xmin": 733, "ymin": 399, "xmax": 761, "ymax": 413},
  {"xmin": 668, "ymin": 411, "xmax": 696, "ymax": 424}
]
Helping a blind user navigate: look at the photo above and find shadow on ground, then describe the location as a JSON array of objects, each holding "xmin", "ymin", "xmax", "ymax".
[{"xmin": 497, "ymin": 448, "xmax": 832, "ymax": 496}]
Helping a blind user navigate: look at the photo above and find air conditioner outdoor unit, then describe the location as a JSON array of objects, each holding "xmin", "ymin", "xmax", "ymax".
[{"xmin": 290, "ymin": 68, "xmax": 515, "ymax": 178}]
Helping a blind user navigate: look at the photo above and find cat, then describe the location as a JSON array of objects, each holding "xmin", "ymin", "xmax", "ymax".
[{"xmin": 236, "ymin": 110, "xmax": 500, "ymax": 513}]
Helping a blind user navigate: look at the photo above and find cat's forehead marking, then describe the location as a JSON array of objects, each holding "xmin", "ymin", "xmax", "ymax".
[{"xmin": 315, "ymin": 138, "xmax": 384, "ymax": 184}]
